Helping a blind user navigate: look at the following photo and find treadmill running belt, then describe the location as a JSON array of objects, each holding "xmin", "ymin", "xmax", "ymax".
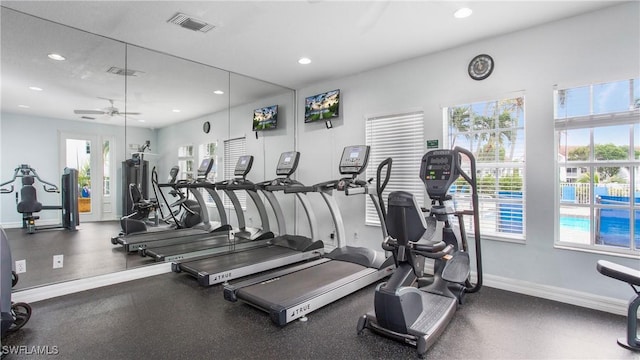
[
  {"xmin": 143, "ymin": 234, "xmax": 232, "ymax": 258},
  {"xmin": 121, "ymin": 227, "xmax": 208, "ymax": 244},
  {"xmin": 238, "ymin": 260, "xmax": 366, "ymax": 304},
  {"xmin": 180, "ymin": 245, "xmax": 297, "ymax": 274}
]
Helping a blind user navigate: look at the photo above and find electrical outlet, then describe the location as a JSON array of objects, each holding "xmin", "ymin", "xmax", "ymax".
[
  {"xmin": 53, "ymin": 254, "xmax": 64, "ymax": 269},
  {"xmin": 15, "ymin": 259, "xmax": 26, "ymax": 274}
]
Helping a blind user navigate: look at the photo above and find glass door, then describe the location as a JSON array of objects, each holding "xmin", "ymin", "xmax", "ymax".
[{"xmin": 61, "ymin": 133, "xmax": 100, "ymax": 222}]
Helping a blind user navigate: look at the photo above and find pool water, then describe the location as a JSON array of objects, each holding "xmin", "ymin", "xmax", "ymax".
[
  {"xmin": 560, "ymin": 215, "xmax": 639, "ymax": 248},
  {"xmin": 560, "ymin": 216, "xmax": 590, "ymax": 232}
]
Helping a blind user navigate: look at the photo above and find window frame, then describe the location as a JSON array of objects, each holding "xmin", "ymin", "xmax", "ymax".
[
  {"xmin": 554, "ymin": 78, "xmax": 639, "ymax": 256},
  {"xmin": 444, "ymin": 96, "xmax": 527, "ymax": 242}
]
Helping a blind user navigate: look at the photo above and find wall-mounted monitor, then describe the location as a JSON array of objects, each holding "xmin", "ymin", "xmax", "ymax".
[
  {"xmin": 253, "ymin": 105, "xmax": 278, "ymax": 131},
  {"xmin": 304, "ymin": 89, "xmax": 340, "ymax": 123}
]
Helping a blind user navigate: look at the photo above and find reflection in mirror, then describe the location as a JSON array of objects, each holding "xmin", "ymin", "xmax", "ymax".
[
  {"xmin": 0, "ymin": 7, "xmax": 295, "ymax": 291},
  {"xmin": 125, "ymin": 44, "xmax": 232, "ymax": 269},
  {"xmin": 0, "ymin": 7, "xmax": 128, "ymax": 289},
  {"xmin": 229, "ymin": 74, "xmax": 297, "ymax": 240}
]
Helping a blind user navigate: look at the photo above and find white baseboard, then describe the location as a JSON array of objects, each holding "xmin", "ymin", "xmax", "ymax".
[
  {"xmin": 482, "ymin": 273, "xmax": 629, "ymax": 316},
  {"xmin": 12, "ymin": 263, "xmax": 172, "ymax": 304}
]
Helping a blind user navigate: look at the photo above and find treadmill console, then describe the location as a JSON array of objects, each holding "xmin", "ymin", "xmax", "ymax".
[
  {"xmin": 419, "ymin": 149, "xmax": 460, "ymax": 200},
  {"xmin": 339, "ymin": 145, "xmax": 370, "ymax": 175},
  {"xmin": 234, "ymin": 155, "xmax": 254, "ymax": 177},
  {"xmin": 196, "ymin": 158, "xmax": 214, "ymax": 180},
  {"xmin": 275, "ymin": 151, "xmax": 300, "ymax": 177}
]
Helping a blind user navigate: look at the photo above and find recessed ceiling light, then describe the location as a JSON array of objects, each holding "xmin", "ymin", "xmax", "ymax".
[
  {"xmin": 138, "ymin": 119, "xmax": 146, "ymax": 123},
  {"xmin": 213, "ymin": 90, "xmax": 224, "ymax": 95},
  {"xmin": 298, "ymin": 57, "xmax": 312, "ymax": 65},
  {"xmin": 454, "ymin": 7, "xmax": 473, "ymax": 19},
  {"xmin": 47, "ymin": 53, "xmax": 66, "ymax": 61},
  {"xmin": 18, "ymin": 105, "xmax": 30, "ymax": 109},
  {"xmin": 28, "ymin": 86, "xmax": 43, "ymax": 91},
  {"xmin": 172, "ymin": 109, "xmax": 181, "ymax": 113}
]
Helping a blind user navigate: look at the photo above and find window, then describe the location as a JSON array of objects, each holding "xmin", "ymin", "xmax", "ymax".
[
  {"xmin": 223, "ymin": 137, "xmax": 247, "ymax": 209},
  {"xmin": 445, "ymin": 96, "xmax": 526, "ymax": 241},
  {"xmin": 178, "ymin": 145, "xmax": 194, "ymax": 181},
  {"xmin": 102, "ymin": 139, "xmax": 110, "ymax": 196},
  {"xmin": 555, "ymin": 78, "xmax": 639, "ymax": 253},
  {"xmin": 365, "ymin": 111, "xmax": 424, "ymax": 226},
  {"xmin": 198, "ymin": 142, "xmax": 218, "ymax": 204}
]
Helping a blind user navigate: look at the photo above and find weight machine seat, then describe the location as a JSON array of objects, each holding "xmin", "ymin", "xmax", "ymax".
[
  {"xmin": 16, "ymin": 176, "xmax": 42, "ymax": 214},
  {"xmin": 597, "ymin": 260, "xmax": 640, "ymax": 352},
  {"xmin": 597, "ymin": 260, "xmax": 640, "ymax": 287}
]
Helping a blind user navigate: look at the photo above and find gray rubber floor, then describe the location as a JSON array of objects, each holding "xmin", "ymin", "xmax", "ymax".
[{"xmin": 2, "ymin": 272, "xmax": 636, "ymax": 359}]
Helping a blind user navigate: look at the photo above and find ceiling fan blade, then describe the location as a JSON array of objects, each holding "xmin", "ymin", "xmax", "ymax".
[{"xmin": 74, "ymin": 110, "xmax": 106, "ymax": 115}]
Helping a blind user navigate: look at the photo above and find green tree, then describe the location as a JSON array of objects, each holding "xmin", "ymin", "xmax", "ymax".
[
  {"xmin": 478, "ymin": 173, "xmax": 496, "ymax": 195},
  {"xmin": 568, "ymin": 146, "xmax": 589, "ymax": 161},
  {"xmin": 595, "ymin": 143, "xmax": 627, "ymax": 178},
  {"xmin": 449, "ymin": 106, "xmax": 471, "ymax": 149},
  {"xmin": 499, "ymin": 171, "xmax": 523, "ymax": 192}
]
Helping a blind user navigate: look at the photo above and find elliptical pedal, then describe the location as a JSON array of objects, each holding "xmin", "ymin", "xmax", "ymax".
[{"xmin": 441, "ymin": 251, "xmax": 470, "ymax": 284}]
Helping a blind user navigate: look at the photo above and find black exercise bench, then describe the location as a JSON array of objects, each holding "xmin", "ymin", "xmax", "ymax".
[{"xmin": 596, "ymin": 260, "xmax": 640, "ymax": 351}]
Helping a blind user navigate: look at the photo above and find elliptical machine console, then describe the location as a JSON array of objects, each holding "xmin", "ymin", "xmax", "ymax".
[{"xmin": 357, "ymin": 146, "xmax": 483, "ymax": 358}]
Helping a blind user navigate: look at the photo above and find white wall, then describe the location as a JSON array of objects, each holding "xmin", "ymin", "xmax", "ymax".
[
  {"xmin": 0, "ymin": 112, "xmax": 156, "ymax": 224},
  {"xmin": 294, "ymin": 2, "xmax": 639, "ymax": 302}
]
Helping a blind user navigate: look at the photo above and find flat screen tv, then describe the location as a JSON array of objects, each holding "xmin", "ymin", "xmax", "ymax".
[
  {"xmin": 304, "ymin": 89, "xmax": 340, "ymax": 123},
  {"xmin": 253, "ymin": 105, "xmax": 278, "ymax": 131}
]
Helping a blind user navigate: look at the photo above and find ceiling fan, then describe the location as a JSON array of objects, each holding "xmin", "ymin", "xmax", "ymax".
[{"xmin": 74, "ymin": 98, "xmax": 140, "ymax": 118}]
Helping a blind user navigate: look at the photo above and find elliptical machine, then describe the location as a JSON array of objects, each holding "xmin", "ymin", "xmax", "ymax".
[
  {"xmin": 1, "ymin": 227, "xmax": 32, "ymax": 341},
  {"xmin": 357, "ymin": 147, "xmax": 482, "ymax": 358}
]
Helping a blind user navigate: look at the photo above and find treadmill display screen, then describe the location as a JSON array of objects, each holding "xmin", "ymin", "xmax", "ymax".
[
  {"xmin": 275, "ymin": 151, "xmax": 300, "ymax": 176},
  {"xmin": 339, "ymin": 145, "xmax": 370, "ymax": 175},
  {"xmin": 234, "ymin": 155, "xmax": 254, "ymax": 177}
]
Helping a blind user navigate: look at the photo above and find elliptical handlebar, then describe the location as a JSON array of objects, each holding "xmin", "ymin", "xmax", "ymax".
[
  {"xmin": 376, "ymin": 158, "xmax": 392, "ymax": 221},
  {"xmin": 0, "ymin": 185, "xmax": 13, "ymax": 194},
  {"xmin": 452, "ymin": 146, "xmax": 483, "ymax": 294}
]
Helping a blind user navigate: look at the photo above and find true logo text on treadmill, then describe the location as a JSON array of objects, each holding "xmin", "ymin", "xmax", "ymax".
[
  {"xmin": 291, "ymin": 303, "xmax": 311, "ymax": 317},
  {"xmin": 215, "ymin": 272, "xmax": 232, "ymax": 281}
]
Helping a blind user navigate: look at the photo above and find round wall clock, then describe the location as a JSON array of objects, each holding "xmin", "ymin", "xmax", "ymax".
[
  {"xmin": 468, "ymin": 54, "xmax": 494, "ymax": 81},
  {"xmin": 203, "ymin": 121, "xmax": 211, "ymax": 134}
]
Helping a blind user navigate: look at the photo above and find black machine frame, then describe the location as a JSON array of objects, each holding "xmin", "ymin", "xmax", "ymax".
[{"xmin": 0, "ymin": 164, "xmax": 79, "ymax": 233}]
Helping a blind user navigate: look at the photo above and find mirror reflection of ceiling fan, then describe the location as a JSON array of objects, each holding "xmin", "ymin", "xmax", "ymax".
[{"xmin": 74, "ymin": 98, "xmax": 140, "ymax": 118}]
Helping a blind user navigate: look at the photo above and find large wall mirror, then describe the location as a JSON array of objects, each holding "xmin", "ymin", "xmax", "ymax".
[{"xmin": 0, "ymin": 7, "xmax": 295, "ymax": 290}]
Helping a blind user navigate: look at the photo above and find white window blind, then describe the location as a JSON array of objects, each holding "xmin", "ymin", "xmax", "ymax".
[
  {"xmin": 223, "ymin": 137, "xmax": 247, "ymax": 209},
  {"xmin": 365, "ymin": 111, "xmax": 425, "ymax": 226}
]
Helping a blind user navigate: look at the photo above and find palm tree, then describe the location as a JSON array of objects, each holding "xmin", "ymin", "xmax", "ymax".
[{"xmin": 449, "ymin": 105, "xmax": 471, "ymax": 149}]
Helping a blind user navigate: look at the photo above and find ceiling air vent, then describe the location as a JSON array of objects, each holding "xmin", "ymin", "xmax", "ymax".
[
  {"xmin": 106, "ymin": 66, "xmax": 143, "ymax": 77},
  {"xmin": 167, "ymin": 13, "xmax": 215, "ymax": 33}
]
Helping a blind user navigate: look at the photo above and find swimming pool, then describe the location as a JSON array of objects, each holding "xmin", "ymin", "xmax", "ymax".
[
  {"xmin": 560, "ymin": 216, "xmax": 590, "ymax": 232},
  {"xmin": 560, "ymin": 215, "xmax": 639, "ymax": 248}
]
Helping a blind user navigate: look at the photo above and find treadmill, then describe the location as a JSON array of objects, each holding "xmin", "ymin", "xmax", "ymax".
[
  {"xmin": 171, "ymin": 151, "xmax": 325, "ymax": 285},
  {"xmin": 215, "ymin": 155, "xmax": 274, "ymax": 242},
  {"xmin": 111, "ymin": 158, "xmax": 230, "ymax": 252},
  {"xmin": 139, "ymin": 155, "xmax": 277, "ymax": 262},
  {"xmin": 223, "ymin": 145, "xmax": 395, "ymax": 326}
]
